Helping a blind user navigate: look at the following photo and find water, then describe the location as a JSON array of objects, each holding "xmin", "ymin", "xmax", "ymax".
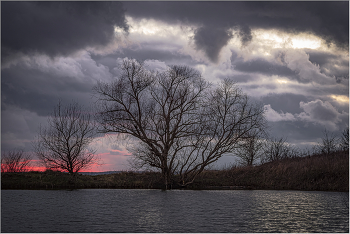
[{"xmin": 1, "ymin": 189, "xmax": 349, "ymax": 232}]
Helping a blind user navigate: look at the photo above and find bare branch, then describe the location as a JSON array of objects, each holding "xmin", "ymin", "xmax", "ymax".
[
  {"xmin": 340, "ymin": 127, "xmax": 349, "ymax": 152},
  {"xmin": 262, "ymin": 137, "xmax": 291, "ymax": 163},
  {"xmin": 33, "ymin": 101, "xmax": 97, "ymax": 174},
  {"xmin": 1, "ymin": 149, "xmax": 32, "ymax": 173},
  {"xmin": 316, "ymin": 129, "xmax": 340, "ymax": 155}
]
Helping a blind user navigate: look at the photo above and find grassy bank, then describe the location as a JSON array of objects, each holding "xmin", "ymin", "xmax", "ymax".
[
  {"xmin": 2, "ymin": 151, "xmax": 348, "ymax": 191},
  {"xmin": 190, "ymin": 151, "xmax": 349, "ymax": 191},
  {"xmin": 1, "ymin": 170, "xmax": 165, "ymax": 190}
]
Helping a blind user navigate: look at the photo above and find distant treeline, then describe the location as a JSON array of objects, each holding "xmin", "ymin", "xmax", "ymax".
[{"xmin": 2, "ymin": 151, "xmax": 348, "ymax": 192}]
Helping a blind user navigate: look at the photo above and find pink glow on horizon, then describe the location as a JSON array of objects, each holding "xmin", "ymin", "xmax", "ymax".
[
  {"xmin": 90, "ymin": 151, "xmax": 130, "ymax": 172},
  {"xmin": 2, "ymin": 148, "xmax": 131, "ymax": 173},
  {"xmin": 26, "ymin": 152, "xmax": 131, "ymax": 172}
]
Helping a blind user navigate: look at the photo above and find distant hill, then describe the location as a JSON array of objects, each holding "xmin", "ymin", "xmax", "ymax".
[
  {"xmin": 79, "ymin": 171, "xmax": 144, "ymax": 176},
  {"xmin": 79, "ymin": 171, "xmax": 122, "ymax": 175}
]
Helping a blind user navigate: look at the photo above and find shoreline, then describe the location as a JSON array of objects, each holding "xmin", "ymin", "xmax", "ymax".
[
  {"xmin": 1, "ymin": 186, "xmax": 348, "ymax": 192},
  {"xmin": 2, "ymin": 151, "xmax": 348, "ymax": 192}
]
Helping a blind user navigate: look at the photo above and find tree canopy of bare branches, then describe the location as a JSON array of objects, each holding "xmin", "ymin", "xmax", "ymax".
[
  {"xmin": 234, "ymin": 130, "xmax": 266, "ymax": 166},
  {"xmin": 316, "ymin": 129, "xmax": 339, "ymax": 155},
  {"xmin": 94, "ymin": 59, "xmax": 266, "ymax": 188},
  {"xmin": 340, "ymin": 127, "xmax": 349, "ymax": 152},
  {"xmin": 1, "ymin": 149, "xmax": 32, "ymax": 173},
  {"xmin": 262, "ymin": 137, "xmax": 292, "ymax": 163},
  {"xmin": 34, "ymin": 102, "xmax": 97, "ymax": 174}
]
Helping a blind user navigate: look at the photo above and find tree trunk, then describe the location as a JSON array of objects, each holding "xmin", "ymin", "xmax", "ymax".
[
  {"xmin": 164, "ymin": 173, "xmax": 168, "ymax": 190},
  {"xmin": 162, "ymin": 169, "xmax": 172, "ymax": 190}
]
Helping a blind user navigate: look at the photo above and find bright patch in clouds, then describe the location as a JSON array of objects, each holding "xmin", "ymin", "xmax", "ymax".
[
  {"xmin": 291, "ymin": 37, "xmax": 322, "ymax": 49},
  {"xmin": 254, "ymin": 29, "xmax": 323, "ymax": 50},
  {"xmin": 330, "ymin": 95, "xmax": 349, "ymax": 104},
  {"xmin": 125, "ymin": 16, "xmax": 193, "ymax": 40},
  {"xmin": 276, "ymin": 79, "xmax": 289, "ymax": 84}
]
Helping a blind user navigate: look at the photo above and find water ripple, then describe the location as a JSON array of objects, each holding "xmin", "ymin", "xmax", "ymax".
[{"xmin": 2, "ymin": 189, "xmax": 348, "ymax": 232}]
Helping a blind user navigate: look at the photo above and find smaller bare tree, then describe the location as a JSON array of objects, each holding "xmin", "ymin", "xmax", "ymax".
[
  {"xmin": 316, "ymin": 129, "xmax": 339, "ymax": 155},
  {"xmin": 234, "ymin": 130, "xmax": 266, "ymax": 166},
  {"xmin": 262, "ymin": 137, "xmax": 291, "ymax": 163},
  {"xmin": 288, "ymin": 147, "xmax": 308, "ymax": 158},
  {"xmin": 340, "ymin": 127, "xmax": 349, "ymax": 152},
  {"xmin": 1, "ymin": 149, "xmax": 32, "ymax": 173},
  {"xmin": 34, "ymin": 101, "xmax": 97, "ymax": 174}
]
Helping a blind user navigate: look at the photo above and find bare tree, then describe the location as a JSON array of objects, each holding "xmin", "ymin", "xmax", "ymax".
[
  {"xmin": 234, "ymin": 130, "xmax": 266, "ymax": 166},
  {"xmin": 94, "ymin": 59, "xmax": 266, "ymax": 188},
  {"xmin": 262, "ymin": 137, "xmax": 291, "ymax": 163},
  {"xmin": 316, "ymin": 129, "xmax": 339, "ymax": 155},
  {"xmin": 1, "ymin": 149, "xmax": 32, "ymax": 173},
  {"xmin": 340, "ymin": 127, "xmax": 349, "ymax": 152},
  {"xmin": 288, "ymin": 147, "xmax": 307, "ymax": 158},
  {"xmin": 175, "ymin": 80, "xmax": 267, "ymax": 186},
  {"xmin": 94, "ymin": 59, "xmax": 208, "ymax": 188},
  {"xmin": 34, "ymin": 101, "xmax": 97, "ymax": 174}
]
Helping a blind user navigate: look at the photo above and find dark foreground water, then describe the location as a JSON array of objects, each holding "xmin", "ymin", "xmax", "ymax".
[{"xmin": 1, "ymin": 189, "xmax": 349, "ymax": 233}]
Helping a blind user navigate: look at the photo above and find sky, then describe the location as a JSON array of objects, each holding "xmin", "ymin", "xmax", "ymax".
[{"xmin": 1, "ymin": 1, "xmax": 349, "ymax": 172}]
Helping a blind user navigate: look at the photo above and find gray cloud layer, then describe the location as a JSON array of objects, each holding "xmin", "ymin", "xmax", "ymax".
[
  {"xmin": 233, "ymin": 58, "xmax": 299, "ymax": 80},
  {"xmin": 3, "ymin": 2, "xmax": 348, "ymax": 64},
  {"xmin": 124, "ymin": 2, "xmax": 349, "ymax": 62},
  {"xmin": 1, "ymin": 2, "xmax": 129, "ymax": 62}
]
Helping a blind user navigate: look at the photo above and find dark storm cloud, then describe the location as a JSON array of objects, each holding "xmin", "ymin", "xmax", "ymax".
[
  {"xmin": 1, "ymin": 2, "xmax": 128, "ymax": 62},
  {"xmin": 233, "ymin": 58, "xmax": 299, "ymax": 80},
  {"xmin": 124, "ymin": 1, "xmax": 349, "ymax": 62},
  {"xmin": 193, "ymin": 26, "xmax": 233, "ymax": 63}
]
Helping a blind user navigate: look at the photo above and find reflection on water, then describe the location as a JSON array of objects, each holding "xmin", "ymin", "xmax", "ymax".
[
  {"xmin": 1, "ymin": 189, "xmax": 349, "ymax": 232},
  {"xmin": 246, "ymin": 190, "xmax": 348, "ymax": 232}
]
